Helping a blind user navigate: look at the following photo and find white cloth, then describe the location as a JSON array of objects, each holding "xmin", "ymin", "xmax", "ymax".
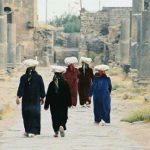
[
  {"xmin": 64, "ymin": 57, "xmax": 78, "ymax": 65},
  {"xmin": 94, "ymin": 64, "xmax": 110, "ymax": 71},
  {"xmin": 51, "ymin": 65, "xmax": 66, "ymax": 73},
  {"xmin": 80, "ymin": 57, "xmax": 92, "ymax": 64},
  {"xmin": 22, "ymin": 59, "xmax": 39, "ymax": 68}
]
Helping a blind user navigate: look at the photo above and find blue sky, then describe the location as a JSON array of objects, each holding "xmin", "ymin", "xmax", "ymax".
[{"xmin": 38, "ymin": 0, "xmax": 132, "ymax": 22}]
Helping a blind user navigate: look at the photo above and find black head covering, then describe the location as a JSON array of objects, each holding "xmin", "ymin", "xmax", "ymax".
[{"xmin": 25, "ymin": 66, "xmax": 36, "ymax": 84}]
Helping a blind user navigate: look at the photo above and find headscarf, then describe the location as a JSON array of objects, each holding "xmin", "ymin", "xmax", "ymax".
[
  {"xmin": 25, "ymin": 66, "xmax": 36, "ymax": 85},
  {"xmin": 53, "ymin": 72, "xmax": 65, "ymax": 93},
  {"xmin": 82, "ymin": 62, "xmax": 89, "ymax": 75}
]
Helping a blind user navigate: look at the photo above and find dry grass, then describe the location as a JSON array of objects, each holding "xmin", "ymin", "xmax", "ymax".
[
  {"xmin": 111, "ymin": 67, "xmax": 150, "ymax": 123},
  {"xmin": 112, "ymin": 84, "xmax": 125, "ymax": 91},
  {"xmin": 121, "ymin": 105, "xmax": 150, "ymax": 123},
  {"xmin": 108, "ymin": 67, "xmax": 122, "ymax": 76}
]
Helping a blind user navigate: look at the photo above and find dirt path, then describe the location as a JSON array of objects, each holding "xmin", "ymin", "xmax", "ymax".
[{"xmin": 0, "ymin": 67, "xmax": 149, "ymax": 150}]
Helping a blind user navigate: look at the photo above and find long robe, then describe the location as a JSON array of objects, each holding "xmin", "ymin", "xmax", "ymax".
[
  {"xmin": 44, "ymin": 79, "xmax": 71, "ymax": 132},
  {"xmin": 89, "ymin": 75, "xmax": 112, "ymax": 123},
  {"xmin": 64, "ymin": 67, "xmax": 79, "ymax": 106},
  {"xmin": 17, "ymin": 71, "xmax": 45, "ymax": 134},
  {"xmin": 78, "ymin": 67, "xmax": 94, "ymax": 105}
]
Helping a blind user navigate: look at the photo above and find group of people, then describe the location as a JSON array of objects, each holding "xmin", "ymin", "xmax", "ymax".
[{"xmin": 16, "ymin": 56, "xmax": 112, "ymax": 138}]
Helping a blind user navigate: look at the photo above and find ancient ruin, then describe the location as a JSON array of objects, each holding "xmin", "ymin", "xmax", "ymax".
[
  {"xmin": 0, "ymin": 0, "xmax": 7, "ymax": 76},
  {"xmin": 0, "ymin": 0, "xmax": 55, "ymax": 73},
  {"xmin": 79, "ymin": 7, "xmax": 131, "ymax": 64},
  {"xmin": 0, "ymin": 0, "xmax": 150, "ymax": 86},
  {"xmin": 130, "ymin": 0, "xmax": 150, "ymax": 86}
]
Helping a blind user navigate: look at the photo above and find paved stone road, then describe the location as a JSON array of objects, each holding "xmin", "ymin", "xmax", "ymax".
[
  {"xmin": 0, "ymin": 67, "xmax": 149, "ymax": 150},
  {"xmin": 0, "ymin": 101, "xmax": 149, "ymax": 150}
]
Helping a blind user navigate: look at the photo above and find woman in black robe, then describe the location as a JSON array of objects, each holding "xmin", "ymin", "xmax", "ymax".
[
  {"xmin": 78, "ymin": 63, "xmax": 93, "ymax": 107},
  {"xmin": 78, "ymin": 57, "xmax": 94, "ymax": 107},
  {"xmin": 44, "ymin": 71, "xmax": 71, "ymax": 137},
  {"xmin": 16, "ymin": 64, "xmax": 45, "ymax": 137}
]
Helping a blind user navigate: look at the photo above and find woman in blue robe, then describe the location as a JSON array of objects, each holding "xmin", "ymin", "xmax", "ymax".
[
  {"xmin": 89, "ymin": 65, "xmax": 112, "ymax": 125},
  {"xmin": 16, "ymin": 61, "xmax": 45, "ymax": 137}
]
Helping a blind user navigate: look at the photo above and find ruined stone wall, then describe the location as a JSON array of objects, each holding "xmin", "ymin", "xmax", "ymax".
[
  {"xmin": 80, "ymin": 9, "xmax": 108, "ymax": 36},
  {"xmin": 80, "ymin": 7, "xmax": 131, "ymax": 62},
  {"xmin": 80, "ymin": 7, "xmax": 131, "ymax": 37},
  {"xmin": 4, "ymin": 0, "xmax": 38, "ymax": 58},
  {"xmin": 106, "ymin": 8, "xmax": 131, "ymax": 26}
]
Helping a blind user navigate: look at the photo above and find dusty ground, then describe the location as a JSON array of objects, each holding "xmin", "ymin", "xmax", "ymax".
[{"xmin": 0, "ymin": 67, "xmax": 149, "ymax": 150}]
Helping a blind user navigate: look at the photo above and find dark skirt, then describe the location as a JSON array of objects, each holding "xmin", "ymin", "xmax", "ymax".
[
  {"xmin": 93, "ymin": 97, "xmax": 110, "ymax": 123},
  {"xmin": 22, "ymin": 104, "xmax": 41, "ymax": 134},
  {"xmin": 50, "ymin": 106, "xmax": 68, "ymax": 132},
  {"xmin": 78, "ymin": 84, "xmax": 91, "ymax": 105}
]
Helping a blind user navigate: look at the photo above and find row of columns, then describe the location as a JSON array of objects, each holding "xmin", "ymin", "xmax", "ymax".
[
  {"xmin": 119, "ymin": 0, "xmax": 150, "ymax": 85},
  {"xmin": 0, "ymin": 0, "xmax": 7, "ymax": 74},
  {"xmin": 0, "ymin": 0, "xmax": 21, "ymax": 76},
  {"xmin": 130, "ymin": 0, "xmax": 144, "ymax": 69}
]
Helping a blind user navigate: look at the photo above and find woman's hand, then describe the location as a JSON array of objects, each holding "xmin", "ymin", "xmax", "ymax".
[
  {"xmin": 16, "ymin": 96, "xmax": 20, "ymax": 105},
  {"xmin": 40, "ymin": 98, "xmax": 44, "ymax": 105}
]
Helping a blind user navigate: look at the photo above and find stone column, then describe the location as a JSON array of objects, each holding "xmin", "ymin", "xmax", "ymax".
[
  {"xmin": 114, "ymin": 44, "xmax": 120, "ymax": 64},
  {"xmin": 130, "ymin": 42, "xmax": 138, "ymax": 69},
  {"xmin": 7, "ymin": 23, "xmax": 16, "ymax": 68},
  {"xmin": 138, "ymin": 11, "xmax": 150, "ymax": 85},
  {"xmin": 42, "ymin": 53, "xmax": 50, "ymax": 67},
  {"xmin": 0, "ymin": 0, "xmax": 7, "ymax": 76},
  {"xmin": 0, "ymin": 0, "xmax": 4, "ymax": 15},
  {"xmin": 130, "ymin": 0, "xmax": 144, "ymax": 69},
  {"xmin": 42, "ymin": 47, "xmax": 50, "ymax": 67},
  {"xmin": 79, "ymin": 34, "xmax": 87, "ymax": 58},
  {"xmin": 16, "ymin": 44, "xmax": 22, "ymax": 65},
  {"xmin": 120, "ymin": 19, "xmax": 130, "ymax": 65},
  {"xmin": 49, "ymin": 31, "xmax": 54, "ymax": 64}
]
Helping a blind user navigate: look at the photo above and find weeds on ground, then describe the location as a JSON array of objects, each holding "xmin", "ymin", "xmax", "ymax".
[
  {"xmin": 121, "ymin": 108, "xmax": 150, "ymax": 123},
  {"xmin": 130, "ymin": 88, "xmax": 146, "ymax": 94},
  {"xmin": 112, "ymin": 84, "xmax": 125, "ymax": 91}
]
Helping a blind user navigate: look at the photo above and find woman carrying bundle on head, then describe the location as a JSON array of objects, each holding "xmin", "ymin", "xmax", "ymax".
[
  {"xmin": 64, "ymin": 57, "xmax": 80, "ymax": 107},
  {"xmin": 44, "ymin": 66, "xmax": 72, "ymax": 137},
  {"xmin": 16, "ymin": 59, "xmax": 45, "ymax": 137},
  {"xmin": 78, "ymin": 57, "xmax": 94, "ymax": 107},
  {"xmin": 89, "ymin": 64, "xmax": 112, "ymax": 126}
]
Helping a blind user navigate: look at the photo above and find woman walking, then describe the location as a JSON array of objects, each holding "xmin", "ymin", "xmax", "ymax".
[
  {"xmin": 64, "ymin": 57, "xmax": 79, "ymax": 107},
  {"xmin": 44, "ymin": 66, "xmax": 72, "ymax": 137},
  {"xmin": 16, "ymin": 59, "xmax": 45, "ymax": 137},
  {"xmin": 89, "ymin": 65, "xmax": 112, "ymax": 125},
  {"xmin": 78, "ymin": 57, "xmax": 94, "ymax": 107}
]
